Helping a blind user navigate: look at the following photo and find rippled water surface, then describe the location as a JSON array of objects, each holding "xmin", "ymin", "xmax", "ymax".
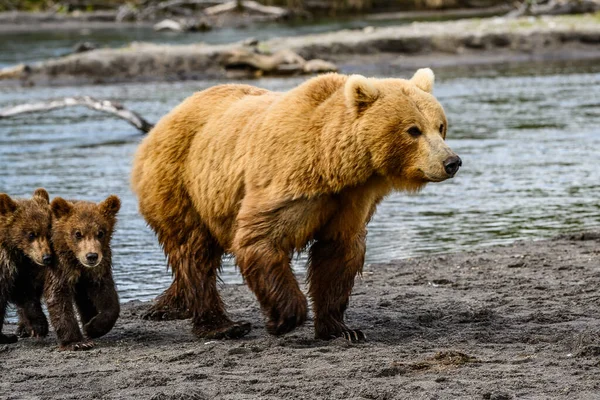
[{"xmin": 0, "ymin": 45, "xmax": 599, "ymax": 302}]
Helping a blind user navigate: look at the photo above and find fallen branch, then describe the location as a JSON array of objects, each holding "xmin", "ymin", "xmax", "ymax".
[{"xmin": 0, "ymin": 96, "xmax": 154, "ymax": 134}]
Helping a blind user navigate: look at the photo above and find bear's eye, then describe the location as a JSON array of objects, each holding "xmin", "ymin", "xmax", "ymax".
[
  {"xmin": 407, "ymin": 126, "xmax": 422, "ymax": 137},
  {"xmin": 98, "ymin": 231, "xmax": 105, "ymax": 239},
  {"xmin": 439, "ymin": 124, "xmax": 444, "ymax": 134},
  {"xmin": 28, "ymin": 232, "xmax": 36, "ymax": 241},
  {"xmin": 75, "ymin": 231, "xmax": 83, "ymax": 240}
]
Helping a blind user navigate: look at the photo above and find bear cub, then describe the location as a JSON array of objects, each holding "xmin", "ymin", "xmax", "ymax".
[
  {"xmin": 0, "ymin": 188, "xmax": 52, "ymax": 344},
  {"xmin": 45, "ymin": 195, "xmax": 121, "ymax": 350}
]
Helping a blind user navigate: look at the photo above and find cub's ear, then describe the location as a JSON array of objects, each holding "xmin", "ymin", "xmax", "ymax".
[
  {"xmin": 345, "ymin": 75, "xmax": 379, "ymax": 111},
  {"xmin": 51, "ymin": 197, "xmax": 72, "ymax": 219},
  {"xmin": 410, "ymin": 68, "xmax": 435, "ymax": 93},
  {"xmin": 33, "ymin": 188, "xmax": 50, "ymax": 204},
  {"xmin": 0, "ymin": 194, "xmax": 17, "ymax": 215},
  {"xmin": 99, "ymin": 195, "xmax": 121, "ymax": 217}
]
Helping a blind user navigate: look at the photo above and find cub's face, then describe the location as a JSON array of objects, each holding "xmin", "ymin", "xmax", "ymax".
[
  {"xmin": 51, "ymin": 195, "xmax": 120, "ymax": 268},
  {"xmin": 345, "ymin": 69, "xmax": 461, "ymax": 191},
  {"xmin": 0, "ymin": 189, "xmax": 53, "ymax": 267}
]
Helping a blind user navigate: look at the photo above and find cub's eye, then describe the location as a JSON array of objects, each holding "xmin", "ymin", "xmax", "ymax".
[
  {"xmin": 98, "ymin": 231, "xmax": 105, "ymax": 239},
  {"xmin": 75, "ymin": 231, "xmax": 83, "ymax": 240},
  {"xmin": 407, "ymin": 126, "xmax": 422, "ymax": 137},
  {"xmin": 439, "ymin": 124, "xmax": 444, "ymax": 134},
  {"xmin": 28, "ymin": 232, "xmax": 36, "ymax": 241}
]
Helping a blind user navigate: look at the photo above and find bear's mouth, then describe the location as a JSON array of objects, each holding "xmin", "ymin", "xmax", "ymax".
[
  {"xmin": 79, "ymin": 258, "xmax": 101, "ymax": 268},
  {"xmin": 419, "ymin": 170, "xmax": 448, "ymax": 182}
]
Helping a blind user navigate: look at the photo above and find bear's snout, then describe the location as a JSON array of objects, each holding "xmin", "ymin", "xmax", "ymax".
[
  {"xmin": 42, "ymin": 254, "xmax": 53, "ymax": 266},
  {"xmin": 443, "ymin": 155, "xmax": 462, "ymax": 177},
  {"xmin": 86, "ymin": 253, "xmax": 99, "ymax": 264}
]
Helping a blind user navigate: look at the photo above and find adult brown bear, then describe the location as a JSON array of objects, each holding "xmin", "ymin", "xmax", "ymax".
[{"xmin": 132, "ymin": 69, "xmax": 461, "ymax": 341}]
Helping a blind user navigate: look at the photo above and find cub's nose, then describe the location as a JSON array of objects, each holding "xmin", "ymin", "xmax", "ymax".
[
  {"xmin": 42, "ymin": 254, "xmax": 52, "ymax": 266},
  {"xmin": 444, "ymin": 155, "xmax": 462, "ymax": 176},
  {"xmin": 86, "ymin": 253, "xmax": 99, "ymax": 264}
]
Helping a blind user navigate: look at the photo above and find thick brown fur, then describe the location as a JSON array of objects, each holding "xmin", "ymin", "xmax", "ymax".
[
  {"xmin": 131, "ymin": 69, "xmax": 460, "ymax": 340},
  {"xmin": 45, "ymin": 196, "xmax": 121, "ymax": 350},
  {"xmin": 0, "ymin": 189, "xmax": 52, "ymax": 344}
]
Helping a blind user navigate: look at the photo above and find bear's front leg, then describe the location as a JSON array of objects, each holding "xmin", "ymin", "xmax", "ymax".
[
  {"xmin": 78, "ymin": 277, "xmax": 120, "ymax": 339},
  {"xmin": 45, "ymin": 278, "xmax": 91, "ymax": 350},
  {"xmin": 308, "ymin": 231, "xmax": 367, "ymax": 343},
  {"xmin": 236, "ymin": 240, "xmax": 308, "ymax": 336}
]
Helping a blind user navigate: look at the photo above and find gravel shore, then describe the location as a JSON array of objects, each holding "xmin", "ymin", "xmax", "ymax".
[{"xmin": 1, "ymin": 231, "xmax": 599, "ymax": 399}]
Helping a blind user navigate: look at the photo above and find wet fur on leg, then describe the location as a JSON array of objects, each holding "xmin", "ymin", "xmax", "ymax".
[
  {"xmin": 142, "ymin": 280, "xmax": 191, "ymax": 321},
  {"xmin": 308, "ymin": 231, "xmax": 367, "ymax": 342}
]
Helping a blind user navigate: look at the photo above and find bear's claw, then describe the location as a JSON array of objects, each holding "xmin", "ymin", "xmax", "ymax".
[
  {"xmin": 60, "ymin": 341, "xmax": 96, "ymax": 351},
  {"xmin": 194, "ymin": 321, "xmax": 252, "ymax": 340},
  {"xmin": 0, "ymin": 333, "xmax": 18, "ymax": 344},
  {"xmin": 327, "ymin": 329, "xmax": 366, "ymax": 343}
]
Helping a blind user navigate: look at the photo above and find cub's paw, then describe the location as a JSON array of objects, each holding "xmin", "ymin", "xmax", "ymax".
[
  {"xmin": 0, "ymin": 333, "xmax": 18, "ymax": 344},
  {"xmin": 16, "ymin": 323, "xmax": 30, "ymax": 338},
  {"xmin": 193, "ymin": 321, "xmax": 252, "ymax": 340},
  {"xmin": 60, "ymin": 341, "xmax": 96, "ymax": 351},
  {"xmin": 142, "ymin": 306, "xmax": 191, "ymax": 321},
  {"xmin": 266, "ymin": 295, "xmax": 308, "ymax": 336},
  {"xmin": 29, "ymin": 320, "xmax": 49, "ymax": 338}
]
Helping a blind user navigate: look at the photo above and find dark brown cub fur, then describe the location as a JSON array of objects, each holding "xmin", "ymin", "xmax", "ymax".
[
  {"xmin": 45, "ymin": 195, "xmax": 121, "ymax": 351},
  {"xmin": 0, "ymin": 189, "xmax": 52, "ymax": 344}
]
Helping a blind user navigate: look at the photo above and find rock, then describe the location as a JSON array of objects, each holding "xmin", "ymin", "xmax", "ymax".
[
  {"xmin": 154, "ymin": 18, "xmax": 211, "ymax": 33},
  {"xmin": 73, "ymin": 41, "xmax": 98, "ymax": 54},
  {"xmin": 154, "ymin": 19, "xmax": 184, "ymax": 32}
]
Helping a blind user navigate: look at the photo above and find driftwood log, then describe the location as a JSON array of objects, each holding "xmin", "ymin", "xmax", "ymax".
[
  {"xmin": 0, "ymin": 96, "xmax": 154, "ymax": 134},
  {"xmin": 221, "ymin": 48, "xmax": 337, "ymax": 78}
]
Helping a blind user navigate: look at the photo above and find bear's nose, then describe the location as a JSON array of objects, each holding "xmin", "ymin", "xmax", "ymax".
[
  {"xmin": 444, "ymin": 155, "xmax": 462, "ymax": 176},
  {"xmin": 42, "ymin": 254, "xmax": 52, "ymax": 266},
  {"xmin": 86, "ymin": 253, "xmax": 99, "ymax": 264}
]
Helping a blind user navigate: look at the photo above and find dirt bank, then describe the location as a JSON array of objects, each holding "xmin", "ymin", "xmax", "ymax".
[
  {"xmin": 1, "ymin": 231, "xmax": 599, "ymax": 399},
  {"xmin": 1, "ymin": 12, "xmax": 599, "ymax": 86}
]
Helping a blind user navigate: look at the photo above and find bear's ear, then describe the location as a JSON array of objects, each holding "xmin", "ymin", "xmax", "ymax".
[
  {"xmin": 410, "ymin": 68, "xmax": 435, "ymax": 93},
  {"xmin": 33, "ymin": 188, "xmax": 50, "ymax": 204},
  {"xmin": 51, "ymin": 197, "xmax": 72, "ymax": 219},
  {"xmin": 345, "ymin": 75, "xmax": 379, "ymax": 112},
  {"xmin": 99, "ymin": 195, "xmax": 121, "ymax": 218},
  {"xmin": 0, "ymin": 194, "xmax": 17, "ymax": 216}
]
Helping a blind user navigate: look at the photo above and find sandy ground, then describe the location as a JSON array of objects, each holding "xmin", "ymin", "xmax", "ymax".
[{"xmin": 1, "ymin": 232, "xmax": 600, "ymax": 399}]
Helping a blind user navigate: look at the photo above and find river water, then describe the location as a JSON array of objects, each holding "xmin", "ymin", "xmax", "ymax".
[{"xmin": 0, "ymin": 28, "xmax": 599, "ymax": 303}]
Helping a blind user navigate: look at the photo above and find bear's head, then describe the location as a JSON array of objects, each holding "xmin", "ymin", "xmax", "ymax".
[
  {"xmin": 345, "ymin": 68, "xmax": 461, "ymax": 191},
  {"xmin": 50, "ymin": 195, "xmax": 120, "ymax": 268},
  {"xmin": 0, "ymin": 188, "xmax": 53, "ymax": 267}
]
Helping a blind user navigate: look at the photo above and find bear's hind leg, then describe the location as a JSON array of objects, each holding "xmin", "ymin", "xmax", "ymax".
[
  {"xmin": 142, "ymin": 280, "xmax": 190, "ymax": 321},
  {"xmin": 308, "ymin": 230, "xmax": 367, "ymax": 343},
  {"xmin": 13, "ymin": 293, "xmax": 48, "ymax": 338},
  {"xmin": 161, "ymin": 223, "xmax": 250, "ymax": 339}
]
